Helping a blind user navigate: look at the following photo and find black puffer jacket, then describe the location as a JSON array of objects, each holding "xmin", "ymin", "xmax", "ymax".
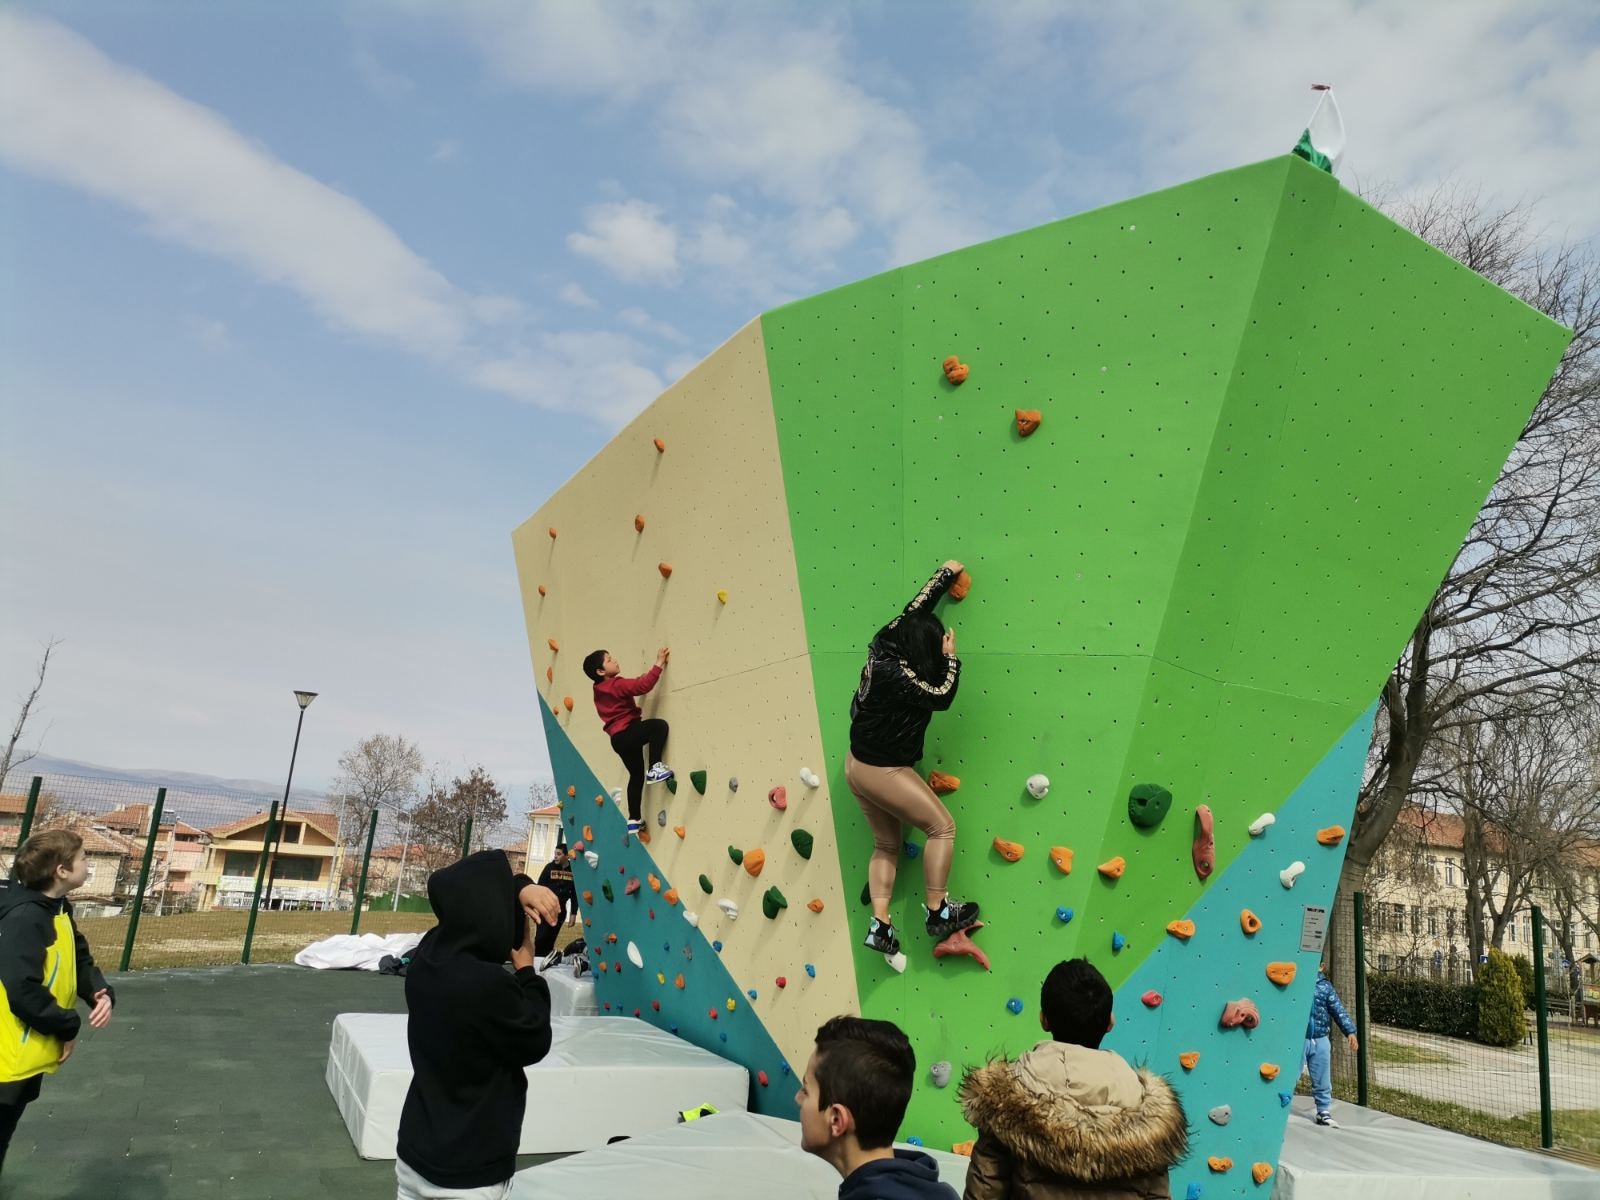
[{"xmin": 849, "ymin": 566, "xmax": 962, "ymax": 767}]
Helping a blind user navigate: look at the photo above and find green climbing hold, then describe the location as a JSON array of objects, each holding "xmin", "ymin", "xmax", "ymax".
[
  {"xmin": 602, "ymin": 881, "xmax": 614, "ymax": 902},
  {"xmin": 666, "ymin": 777, "xmax": 678, "ymax": 795},
  {"xmin": 728, "ymin": 846, "xmax": 744, "ymax": 865},
  {"xmin": 860, "ymin": 881, "xmax": 872, "ymax": 907},
  {"xmin": 790, "ymin": 829, "xmax": 814, "ymax": 860},
  {"xmin": 698, "ymin": 874, "xmax": 713, "ymax": 894},
  {"xmin": 690, "ymin": 770, "xmax": 708, "ymax": 795},
  {"xmin": 1128, "ymin": 783, "xmax": 1173, "ymax": 830},
  {"xmin": 762, "ymin": 887, "xmax": 789, "ymax": 919}
]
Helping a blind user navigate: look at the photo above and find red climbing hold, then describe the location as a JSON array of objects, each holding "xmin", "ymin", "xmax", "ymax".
[
  {"xmin": 1193, "ymin": 804, "xmax": 1215, "ymax": 880},
  {"xmin": 776, "ymin": 976, "xmax": 787, "ymax": 989},
  {"xmin": 757, "ymin": 1070, "xmax": 770, "ymax": 1087},
  {"xmin": 1141, "ymin": 990, "xmax": 1163, "ymax": 1008},
  {"xmin": 933, "ymin": 923, "xmax": 991, "ymax": 971},
  {"xmin": 625, "ymin": 878, "xmax": 641, "ymax": 896},
  {"xmin": 708, "ymin": 1008, "xmax": 718, "ymax": 1021},
  {"xmin": 768, "ymin": 786, "xmax": 787, "ymax": 811},
  {"xmin": 1220, "ymin": 998, "xmax": 1260, "ymax": 1030},
  {"xmin": 658, "ymin": 562, "xmax": 673, "ymax": 579},
  {"xmin": 651, "ymin": 1000, "xmax": 661, "ymax": 1011}
]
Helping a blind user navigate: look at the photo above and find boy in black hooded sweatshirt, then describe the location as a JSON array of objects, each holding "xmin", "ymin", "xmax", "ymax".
[{"xmin": 396, "ymin": 849, "xmax": 560, "ymax": 1198}]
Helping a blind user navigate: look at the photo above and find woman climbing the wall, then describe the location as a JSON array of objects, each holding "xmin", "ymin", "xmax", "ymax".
[{"xmin": 848, "ymin": 559, "xmax": 979, "ymax": 960}]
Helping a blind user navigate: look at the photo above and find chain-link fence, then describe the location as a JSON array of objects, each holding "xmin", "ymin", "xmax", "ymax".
[
  {"xmin": 1316, "ymin": 891, "xmax": 1600, "ymax": 1160},
  {"xmin": 0, "ymin": 771, "xmax": 537, "ymax": 971}
]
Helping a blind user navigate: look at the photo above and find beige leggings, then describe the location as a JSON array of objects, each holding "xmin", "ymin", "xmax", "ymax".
[{"xmin": 845, "ymin": 753, "xmax": 957, "ymax": 920}]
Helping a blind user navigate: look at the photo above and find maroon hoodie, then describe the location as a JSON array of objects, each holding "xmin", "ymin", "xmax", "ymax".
[{"xmin": 593, "ymin": 665, "xmax": 662, "ymax": 736}]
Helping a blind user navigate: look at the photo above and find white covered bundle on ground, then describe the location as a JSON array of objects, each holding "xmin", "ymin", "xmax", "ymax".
[{"xmin": 294, "ymin": 932, "xmax": 424, "ymax": 971}]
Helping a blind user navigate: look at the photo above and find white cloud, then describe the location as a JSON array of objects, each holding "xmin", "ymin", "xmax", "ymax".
[
  {"xmin": 617, "ymin": 306, "xmax": 688, "ymax": 344},
  {"xmin": 558, "ymin": 282, "xmax": 600, "ymax": 309},
  {"xmin": 351, "ymin": 43, "xmax": 414, "ymax": 101},
  {"xmin": 567, "ymin": 199, "xmax": 680, "ymax": 284},
  {"xmin": 472, "ymin": 331, "xmax": 665, "ymax": 428}
]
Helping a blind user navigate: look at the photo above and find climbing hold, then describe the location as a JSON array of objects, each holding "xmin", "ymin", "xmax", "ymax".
[
  {"xmin": 717, "ymin": 898, "xmax": 739, "ymax": 920},
  {"xmin": 538, "ymin": 584, "xmax": 547, "ymax": 598},
  {"xmin": 1097, "ymin": 856, "xmax": 1126, "ymax": 880},
  {"xmin": 905, "ymin": 1136, "xmax": 922, "ymax": 1147},
  {"xmin": 1278, "ymin": 1092, "xmax": 1293, "ymax": 1108},
  {"xmin": 665, "ymin": 779, "xmax": 677, "ymax": 796},
  {"xmin": 1141, "ymin": 990, "xmax": 1162, "ymax": 1008},
  {"xmin": 653, "ymin": 437, "xmax": 665, "ymax": 453},
  {"xmin": 634, "ymin": 514, "xmax": 646, "ymax": 533},
  {"xmin": 1015, "ymin": 408, "xmax": 1042, "ymax": 437},
  {"xmin": 595, "ymin": 794, "xmax": 605, "ymax": 806},
  {"xmin": 656, "ymin": 809, "xmax": 667, "ymax": 827},
  {"xmin": 1240, "ymin": 908, "xmax": 1262, "ymax": 935},
  {"xmin": 648, "ymin": 874, "xmax": 662, "ymax": 893},
  {"xmin": 1260, "ymin": 1063, "xmax": 1280, "ymax": 1081},
  {"xmin": 651, "ymin": 1000, "xmax": 660, "ymax": 1011},
  {"xmin": 933, "ymin": 925, "xmax": 991, "ymax": 970},
  {"xmin": 657, "ymin": 972, "xmax": 666, "ymax": 984},
  {"xmin": 624, "ymin": 878, "xmax": 641, "ymax": 896},
  {"xmin": 708, "ymin": 1009, "xmax": 718, "ymax": 1021},
  {"xmin": 1127, "ymin": 784, "xmax": 1173, "ymax": 829},
  {"xmin": 716, "ymin": 589, "xmax": 728, "ymax": 604},
  {"xmin": 767, "ymin": 786, "xmax": 787, "ymax": 811},
  {"xmin": 930, "ymin": 1061, "xmax": 952, "ymax": 1088},
  {"xmin": 637, "ymin": 827, "xmax": 651, "ymax": 845},
  {"xmin": 567, "ymin": 786, "xmax": 578, "ymax": 798},
  {"xmin": 683, "ymin": 911, "xmax": 699, "ymax": 928},
  {"xmin": 584, "ymin": 852, "xmax": 599, "ymax": 869},
  {"xmin": 698, "ymin": 874, "xmax": 712, "ymax": 894},
  {"xmin": 1111, "ymin": 932, "xmax": 1127, "ymax": 953},
  {"xmin": 1025, "ymin": 774, "xmax": 1050, "ymax": 799},
  {"xmin": 545, "ymin": 667, "xmax": 553, "ymax": 683},
  {"xmin": 658, "ymin": 562, "xmax": 673, "ymax": 578},
  {"xmin": 1252, "ymin": 1164, "xmax": 1273, "ymax": 1185},
  {"xmin": 581, "ymin": 890, "xmax": 593, "ymax": 906},
  {"xmin": 928, "ymin": 771, "xmax": 960, "ymax": 795},
  {"xmin": 1248, "ymin": 812, "xmax": 1276, "ymax": 837},
  {"xmin": 1178, "ymin": 1051, "xmax": 1199, "ymax": 1071},
  {"xmin": 806, "ymin": 898, "xmax": 824, "ymax": 913},
  {"xmin": 1207, "ymin": 1157, "xmax": 1233, "ymax": 1173},
  {"xmin": 728, "ymin": 846, "xmax": 744, "ymax": 865},
  {"xmin": 1006, "ymin": 998, "xmax": 1024, "ymax": 1015},
  {"xmin": 1185, "ymin": 1186, "xmax": 1202, "ymax": 1200},
  {"xmin": 949, "ymin": 570, "xmax": 972, "ymax": 601},
  {"xmin": 744, "ymin": 849, "xmax": 766, "ymax": 877},
  {"xmin": 757, "ymin": 1070, "xmax": 769, "ymax": 1087},
  {"xmin": 690, "ymin": 770, "xmax": 707, "ymax": 795},
  {"xmin": 942, "ymin": 355, "xmax": 969, "ymax": 384},
  {"xmin": 952, "ymin": 1142, "xmax": 975, "ymax": 1158},
  {"xmin": 1220, "ymin": 999, "xmax": 1260, "ymax": 1029},
  {"xmin": 663, "ymin": 888, "xmax": 679, "ymax": 906},
  {"xmin": 776, "ymin": 976, "xmax": 787, "ymax": 988},
  {"xmin": 790, "ymin": 829, "xmax": 814, "ymax": 859},
  {"xmin": 1280, "ymin": 860, "xmax": 1306, "ymax": 888},
  {"xmin": 799, "ymin": 767, "xmax": 820, "ymax": 788},
  {"xmin": 1317, "ymin": 825, "xmax": 1346, "ymax": 846},
  {"xmin": 605, "ymin": 932, "xmax": 618, "ymax": 945},
  {"xmin": 1208, "ymin": 1104, "xmax": 1232, "ymax": 1126},
  {"xmin": 726, "ymin": 997, "xmax": 737, "ymax": 1012},
  {"xmin": 582, "ymin": 825, "xmax": 594, "ymax": 842},
  {"xmin": 626, "ymin": 942, "xmax": 643, "ymax": 968},
  {"xmin": 548, "ymin": 638, "xmax": 560, "ymax": 652},
  {"xmin": 562, "ymin": 696, "xmax": 574, "ymax": 712},
  {"xmin": 1049, "ymin": 846, "xmax": 1074, "ymax": 874},
  {"xmin": 903, "ymin": 840, "xmax": 921, "ymax": 859},
  {"xmin": 674, "ymin": 826, "xmax": 686, "ymax": 839},
  {"xmin": 992, "ymin": 837, "xmax": 1025, "ymax": 862},
  {"xmin": 712, "ymin": 941, "xmax": 722, "ymax": 952},
  {"xmin": 601, "ymin": 881, "xmax": 613, "ymax": 902},
  {"xmin": 761, "ymin": 887, "xmax": 787, "ymax": 919},
  {"xmin": 1266, "ymin": 962, "xmax": 1297, "ymax": 987},
  {"xmin": 548, "ymin": 527, "xmax": 558, "ymax": 540},
  {"xmin": 1192, "ymin": 805, "xmax": 1215, "ymax": 880},
  {"xmin": 728, "ymin": 777, "xmax": 739, "ymax": 792},
  {"xmin": 886, "ymin": 951, "xmax": 908, "ymax": 973},
  {"xmin": 804, "ymin": 963, "xmax": 816, "ymax": 978},
  {"xmin": 1167, "ymin": 919, "xmax": 1196, "ymax": 940},
  {"xmin": 860, "ymin": 882, "xmax": 872, "ymax": 906},
  {"xmin": 1055, "ymin": 906, "xmax": 1075, "ymax": 923}
]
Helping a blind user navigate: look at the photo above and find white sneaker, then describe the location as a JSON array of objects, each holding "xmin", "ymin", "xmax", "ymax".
[
  {"xmin": 645, "ymin": 762, "xmax": 674, "ymax": 784},
  {"xmin": 1314, "ymin": 1112, "xmax": 1339, "ymax": 1128}
]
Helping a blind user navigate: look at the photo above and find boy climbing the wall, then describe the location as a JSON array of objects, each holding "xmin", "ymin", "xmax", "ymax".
[
  {"xmin": 797, "ymin": 1015, "xmax": 960, "ymax": 1199},
  {"xmin": 0, "ymin": 829, "xmax": 115, "ymax": 1171},
  {"xmin": 959, "ymin": 958, "xmax": 1188, "ymax": 1199},
  {"xmin": 583, "ymin": 646, "xmax": 673, "ymax": 836},
  {"xmin": 1303, "ymin": 963, "xmax": 1357, "ymax": 1128}
]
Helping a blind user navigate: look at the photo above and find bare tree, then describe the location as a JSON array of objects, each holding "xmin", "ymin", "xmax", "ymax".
[
  {"xmin": 1, "ymin": 639, "xmax": 60, "ymax": 790},
  {"xmin": 1336, "ymin": 191, "xmax": 1600, "ymax": 1000},
  {"xmin": 410, "ymin": 766, "xmax": 509, "ymax": 874},
  {"xmin": 331, "ymin": 733, "xmax": 425, "ymax": 849}
]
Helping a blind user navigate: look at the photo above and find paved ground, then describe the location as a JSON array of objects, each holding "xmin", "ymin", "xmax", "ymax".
[
  {"xmin": 1373, "ymin": 1020, "xmax": 1600, "ymax": 1119},
  {"xmin": 1, "ymin": 964, "xmax": 564, "ymax": 1200}
]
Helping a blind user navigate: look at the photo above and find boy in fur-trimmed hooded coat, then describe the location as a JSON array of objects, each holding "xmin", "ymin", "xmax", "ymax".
[{"xmin": 959, "ymin": 959, "xmax": 1188, "ymax": 1200}]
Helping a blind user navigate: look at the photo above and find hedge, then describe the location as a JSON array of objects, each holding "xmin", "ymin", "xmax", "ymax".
[{"xmin": 1367, "ymin": 971, "xmax": 1479, "ymax": 1040}]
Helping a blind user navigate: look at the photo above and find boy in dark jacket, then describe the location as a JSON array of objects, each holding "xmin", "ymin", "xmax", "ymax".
[
  {"xmin": 0, "ymin": 829, "xmax": 115, "ymax": 1170},
  {"xmin": 531, "ymin": 842, "xmax": 577, "ymax": 963},
  {"xmin": 797, "ymin": 1015, "xmax": 959, "ymax": 1199},
  {"xmin": 959, "ymin": 959, "xmax": 1188, "ymax": 1200},
  {"xmin": 582, "ymin": 646, "xmax": 673, "ymax": 836},
  {"xmin": 396, "ymin": 850, "xmax": 560, "ymax": 1197},
  {"xmin": 1302, "ymin": 966, "xmax": 1358, "ymax": 1128}
]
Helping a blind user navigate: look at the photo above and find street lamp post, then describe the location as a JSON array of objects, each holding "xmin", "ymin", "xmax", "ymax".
[{"xmin": 262, "ymin": 690, "xmax": 317, "ymax": 915}]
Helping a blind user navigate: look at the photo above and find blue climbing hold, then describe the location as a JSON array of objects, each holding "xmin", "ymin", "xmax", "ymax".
[
  {"xmin": 906, "ymin": 1135, "xmax": 923, "ymax": 1147},
  {"xmin": 747, "ymin": 988, "xmax": 758, "ymax": 1000},
  {"xmin": 1185, "ymin": 1184, "xmax": 1202, "ymax": 1200},
  {"xmin": 805, "ymin": 963, "xmax": 816, "ymax": 977},
  {"xmin": 1056, "ymin": 906, "xmax": 1075, "ymax": 923},
  {"xmin": 904, "ymin": 841, "xmax": 921, "ymax": 859},
  {"xmin": 670, "ymin": 1024, "xmax": 679, "ymax": 1034},
  {"xmin": 663, "ymin": 942, "xmax": 671, "ymax": 952},
  {"xmin": 780, "ymin": 1062, "xmax": 791, "ymax": 1076},
  {"xmin": 1006, "ymin": 997, "xmax": 1024, "ymax": 1015},
  {"xmin": 720, "ymin": 1032, "xmax": 728, "ymax": 1042},
  {"xmin": 713, "ymin": 940, "xmax": 723, "ymax": 953},
  {"xmin": 1279, "ymin": 1092, "xmax": 1294, "ymax": 1107},
  {"xmin": 1111, "ymin": 931, "xmax": 1127, "ymax": 952}
]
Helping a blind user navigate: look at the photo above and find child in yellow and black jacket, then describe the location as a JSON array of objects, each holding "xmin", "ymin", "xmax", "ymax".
[{"xmin": 0, "ymin": 828, "xmax": 115, "ymax": 1170}]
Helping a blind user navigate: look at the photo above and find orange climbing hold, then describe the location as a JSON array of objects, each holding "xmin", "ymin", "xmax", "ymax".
[
  {"xmin": 674, "ymin": 973, "xmax": 686, "ymax": 989},
  {"xmin": 634, "ymin": 514, "xmax": 646, "ymax": 533},
  {"xmin": 648, "ymin": 874, "xmax": 662, "ymax": 893},
  {"xmin": 545, "ymin": 667, "xmax": 553, "ymax": 683},
  {"xmin": 537, "ymin": 584, "xmax": 547, "ymax": 597},
  {"xmin": 950, "ymin": 571, "xmax": 972, "ymax": 601},
  {"xmin": 1252, "ymin": 1163, "xmax": 1274, "ymax": 1185},
  {"xmin": 992, "ymin": 838, "xmax": 1025, "ymax": 863},
  {"xmin": 807, "ymin": 898, "xmax": 825, "ymax": 913},
  {"xmin": 1178, "ymin": 1051, "xmax": 1200, "ymax": 1071},
  {"xmin": 582, "ymin": 890, "xmax": 593, "ymax": 905},
  {"xmin": 1167, "ymin": 919, "xmax": 1195, "ymax": 940},
  {"xmin": 1260, "ymin": 1063, "xmax": 1280, "ymax": 1081},
  {"xmin": 743, "ymin": 849, "xmax": 766, "ymax": 877},
  {"xmin": 1208, "ymin": 1157, "xmax": 1233, "ymax": 1173},
  {"xmin": 942, "ymin": 355, "xmax": 969, "ymax": 385},
  {"xmin": 1097, "ymin": 856, "xmax": 1126, "ymax": 880},
  {"xmin": 1240, "ymin": 908, "xmax": 1262, "ymax": 935},
  {"xmin": 1317, "ymin": 825, "xmax": 1347, "ymax": 846},
  {"xmin": 1049, "ymin": 847, "xmax": 1074, "ymax": 874},
  {"xmin": 928, "ymin": 771, "xmax": 960, "ymax": 795},
  {"xmin": 653, "ymin": 437, "xmax": 666, "ymax": 453},
  {"xmin": 548, "ymin": 527, "xmax": 558, "ymax": 540},
  {"xmin": 673, "ymin": 825, "xmax": 687, "ymax": 839},
  {"xmin": 1266, "ymin": 962, "xmax": 1297, "ymax": 987},
  {"xmin": 637, "ymin": 827, "xmax": 650, "ymax": 845},
  {"xmin": 951, "ymin": 1141, "xmax": 975, "ymax": 1158},
  {"xmin": 563, "ymin": 696, "xmax": 574, "ymax": 712},
  {"xmin": 658, "ymin": 562, "xmax": 673, "ymax": 578},
  {"xmin": 548, "ymin": 638, "xmax": 560, "ymax": 652},
  {"xmin": 594, "ymin": 794, "xmax": 605, "ymax": 806},
  {"xmin": 663, "ymin": 888, "xmax": 679, "ymax": 905},
  {"xmin": 583, "ymin": 825, "xmax": 594, "ymax": 842},
  {"xmin": 605, "ymin": 932, "xmax": 617, "ymax": 944},
  {"xmin": 1015, "ymin": 409, "xmax": 1042, "ymax": 437},
  {"xmin": 566, "ymin": 786, "xmax": 576, "ymax": 798}
]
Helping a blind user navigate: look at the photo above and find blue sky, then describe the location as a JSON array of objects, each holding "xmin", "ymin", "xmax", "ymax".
[{"xmin": 3, "ymin": 1, "xmax": 1597, "ymax": 803}]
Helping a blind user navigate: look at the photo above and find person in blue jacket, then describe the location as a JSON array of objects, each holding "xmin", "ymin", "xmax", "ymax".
[{"xmin": 1304, "ymin": 965, "xmax": 1358, "ymax": 1127}]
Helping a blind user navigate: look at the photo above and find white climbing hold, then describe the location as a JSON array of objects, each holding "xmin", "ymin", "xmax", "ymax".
[
  {"xmin": 683, "ymin": 910, "xmax": 700, "ymax": 928},
  {"xmin": 799, "ymin": 767, "xmax": 821, "ymax": 788},
  {"xmin": 886, "ymin": 951, "xmax": 908, "ymax": 973},
  {"xmin": 626, "ymin": 941, "xmax": 643, "ymax": 969},
  {"xmin": 717, "ymin": 898, "xmax": 740, "ymax": 920},
  {"xmin": 584, "ymin": 851, "xmax": 599, "ymax": 869},
  {"xmin": 1249, "ymin": 812, "xmax": 1276, "ymax": 837},
  {"xmin": 1026, "ymin": 774, "xmax": 1050, "ymax": 799},
  {"xmin": 1280, "ymin": 860, "xmax": 1306, "ymax": 888}
]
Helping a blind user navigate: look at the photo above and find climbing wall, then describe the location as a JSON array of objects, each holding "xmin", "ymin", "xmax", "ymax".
[{"xmin": 517, "ymin": 154, "xmax": 1571, "ymax": 1185}]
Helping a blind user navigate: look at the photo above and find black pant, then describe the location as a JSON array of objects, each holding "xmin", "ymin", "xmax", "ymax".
[
  {"xmin": 609, "ymin": 718, "xmax": 668, "ymax": 821},
  {"xmin": 0, "ymin": 1074, "xmax": 42, "ymax": 1171},
  {"xmin": 534, "ymin": 917, "xmax": 564, "ymax": 960}
]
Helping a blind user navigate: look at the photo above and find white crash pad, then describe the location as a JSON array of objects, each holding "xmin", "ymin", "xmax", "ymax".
[
  {"xmin": 294, "ymin": 932, "xmax": 423, "ymax": 971},
  {"xmin": 510, "ymin": 1112, "xmax": 970, "ymax": 1198},
  {"xmin": 326, "ymin": 1013, "xmax": 749, "ymax": 1159},
  {"xmin": 537, "ymin": 961, "xmax": 597, "ymax": 1018}
]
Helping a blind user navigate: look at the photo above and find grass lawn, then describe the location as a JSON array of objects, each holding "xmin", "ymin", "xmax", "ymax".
[
  {"xmin": 1369, "ymin": 1035, "xmax": 1459, "ymax": 1066},
  {"xmin": 1329, "ymin": 1076, "xmax": 1600, "ymax": 1160}
]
